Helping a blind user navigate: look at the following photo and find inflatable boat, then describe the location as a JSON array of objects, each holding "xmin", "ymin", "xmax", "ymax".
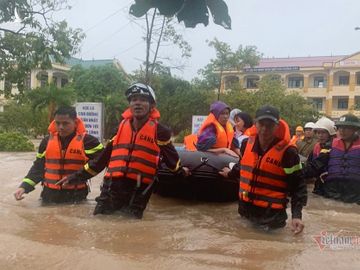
[{"xmin": 156, "ymin": 150, "xmax": 239, "ymax": 202}]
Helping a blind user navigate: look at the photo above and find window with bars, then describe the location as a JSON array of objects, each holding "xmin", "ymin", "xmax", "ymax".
[
  {"xmin": 312, "ymin": 98, "xmax": 323, "ymax": 110},
  {"xmin": 288, "ymin": 77, "xmax": 304, "ymax": 88},
  {"xmin": 338, "ymin": 75, "xmax": 349, "ymax": 86},
  {"xmin": 313, "ymin": 76, "xmax": 326, "ymax": 88},
  {"xmin": 337, "ymin": 98, "xmax": 348, "ymax": 110},
  {"xmin": 355, "ymin": 96, "xmax": 360, "ymax": 109},
  {"xmin": 246, "ymin": 78, "xmax": 259, "ymax": 88}
]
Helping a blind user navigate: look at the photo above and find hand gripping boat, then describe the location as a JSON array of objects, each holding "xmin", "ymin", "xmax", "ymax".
[{"xmin": 156, "ymin": 150, "xmax": 239, "ymax": 202}]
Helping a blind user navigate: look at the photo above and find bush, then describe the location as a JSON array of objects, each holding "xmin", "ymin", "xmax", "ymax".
[
  {"xmin": 0, "ymin": 102, "xmax": 48, "ymax": 138},
  {"xmin": 174, "ymin": 128, "xmax": 192, "ymax": 143},
  {"xmin": 0, "ymin": 132, "xmax": 35, "ymax": 152}
]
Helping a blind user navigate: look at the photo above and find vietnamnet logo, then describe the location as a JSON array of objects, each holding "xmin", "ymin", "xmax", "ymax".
[{"xmin": 312, "ymin": 230, "xmax": 360, "ymax": 251}]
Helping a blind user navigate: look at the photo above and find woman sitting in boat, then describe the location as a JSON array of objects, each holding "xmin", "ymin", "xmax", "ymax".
[
  {"xmin": 230, "ymin": 109, "xmax": 253, "ymax": 157},
  {"xmin": 196, "ymin": 101, "xmax": 239, "ymax": 157}
]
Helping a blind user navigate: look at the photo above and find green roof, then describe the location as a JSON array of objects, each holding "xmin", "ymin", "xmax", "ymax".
[{"xmin": 65, "ymin": 57, "xmax": 114, "ymax": 68}]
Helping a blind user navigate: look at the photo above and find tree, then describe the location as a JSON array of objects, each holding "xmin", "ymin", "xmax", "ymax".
[
  {"xmin": 194, "ymin": 38, "xmax": 261, "ymax": 93},
  {"xmin": 26, "ymin": 83, "xmax": 76, "ymax": 122},
  {"xmin": 0, "ymin": 101, "xmax": 48, "ymax": 137},
  {"xmin": 222, "ymin": 74, "xmax": 319, "ymax": 129},
  {"xmin": 0, "ymin": 0, "xmax": 84, "ymax": 93},
  {"xmin": 153, "ymin": 73, "xmax": 210, "ymax": 134},
  {"xmin": 129, "ymin": 0, "xmax": 231, "ymax": 29},
  {"xmin": 131, "ymin": 67, "xmax": 211, "ymax": 135},
  {"xmin": 69, "ymin": 64, "xmax": 130, "ymax": 138},
  {"xmin": 131, "ymin": 8, "xmax": 192, "ymax": 84}
]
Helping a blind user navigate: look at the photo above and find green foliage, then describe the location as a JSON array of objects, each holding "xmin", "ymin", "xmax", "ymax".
[
  {"xmin": 137, "ymin": 11, "xmax": 192, "ymax": 83},
  {"xmin": 69, "ymin": 65, "xmax": 129, "ymax": 138},
  {"xmin": 102, "ymin": 93, "xmax": 128, "ymax": 138},
  {"xmin": 139, "ymin": 73, "xmax": 211, "ymax": 134},
  {"xmin": 25, "ymin": 83, "xmax": 76, "ymax": 122},
  {"xmin": 0, "ymin": 0, "xmax": 84, "ymax": 91},
  {"xmin": 129, "ymin": 0, "xmax": 231, "ymax": 29},
  {"xmin": 0, "ymin": 101, "xmax": 48, "ymax": 137},
  {"xmin": 174, "ymin": 128, "xmax": 191, "ymax": 143},
  {"xmin": 70, "ymin": 65, "xmax": 128, "ymax": 102},
  {"xmin": 223, "ymin": 74, "xmax": 319, "ymax": 128},
  {"xmin": 0, "ymin": 132, "xmax": 34, "ymax": 152},
  {"xmin": 194, "ymin": 38, "xmax": 261, "ymax": 91}
]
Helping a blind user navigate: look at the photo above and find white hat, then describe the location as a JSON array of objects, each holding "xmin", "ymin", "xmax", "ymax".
[
  {"xmin": 314, "ymin": 117, "xmax": 336, "ymax": 136},
  {"xmin": 304, "ymin": 122, "xmax": 316, "ymax": 129}
]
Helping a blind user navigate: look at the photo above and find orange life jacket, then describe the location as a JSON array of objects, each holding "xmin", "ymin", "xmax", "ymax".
[
  {"xmin": 290, "ymin": 135, "xmax": 303, "ymax": 146},
  {"xmin": 239, "ymin": 119, "xmax": 290, "ymax": 209},
  {"xmin": 44, "ymin": 118, "xmax": 88, "ymax": 190},
  {"xmin": 105, "ymin": 108, "xmax": 161, "ymax": 184},
  {"xmin": 184, "ymin": 134, "xmax": 198, "ymax": 151},
  {"xmin": 198, "ymin": 113, "xmax": 234, "ymax": 149}
]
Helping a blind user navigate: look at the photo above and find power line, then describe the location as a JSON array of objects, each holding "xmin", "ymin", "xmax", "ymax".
[
  {"xmin": 113, "ymin": 40, "xmax": 144, "ymax": 58},
  {"xmin": 83, "ymin": 0, "xmax": 132, "ymax": 33},
  {"xmin": 81, "ymin": 22, "xmax": 131, "ymax": 55}
]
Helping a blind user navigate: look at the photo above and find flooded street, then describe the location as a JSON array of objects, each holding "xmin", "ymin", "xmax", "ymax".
[{"xmin": 0, "ymin": 151, "xmax": 359, "ymax": 270}]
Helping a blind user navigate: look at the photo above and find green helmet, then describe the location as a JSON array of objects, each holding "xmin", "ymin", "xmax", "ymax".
[{"xmin": 335, "ymin": 114, "xmax": 360, "ymax": 128}]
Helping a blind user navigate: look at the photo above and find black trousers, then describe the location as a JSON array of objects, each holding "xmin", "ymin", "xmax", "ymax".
[
  {"xmin": 94, "ymin": 178, "xmax": 155, "ymax": 218},
  {"xmin": 322, "ymin": 180, "xmax": 360, "ymax": 204},
  {"xmin": 40, "ymin": 186, "xmax": 88, "ymax": 203},
  {"xmin": 238, "ymin": 201, "xmax": 287, "ymax": 229}
]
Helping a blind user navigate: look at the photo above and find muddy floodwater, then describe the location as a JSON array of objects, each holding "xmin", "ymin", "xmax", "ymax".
[{"xmin": 0, "ymin": 152, "xmax": 359, "ymax": 270}]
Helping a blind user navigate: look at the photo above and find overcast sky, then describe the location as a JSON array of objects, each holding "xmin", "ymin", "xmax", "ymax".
[{"xmin": 59, "ymin": 0, "xmax": 360, "ymax": 80}]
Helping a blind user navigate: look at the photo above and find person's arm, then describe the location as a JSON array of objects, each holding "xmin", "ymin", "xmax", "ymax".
[
  {"xmin": 207, "ymin": 147, "xmax": 238, "ymax": 157},
  {"xmin": 219, "ymin": 139, "xmax": 248, "ymax": 178},
  {"xmin": 19, "ymin": 137, "xmax": 49, "ymax": 193},
  {"xmin": 302, "ymin": 147, "xmax": 330, "ymax": 178},
  {"xmin": 157, "ymin": 123, "xmax": 182, "ymax": 172},
  {"xmin": 83, "ymin": 134, "xmax": 104, "ymax": 160},
  {"xmin": 57, "ymin": 138, "xmax": 113, "ymax": 185},
  {"xmin": 196, "ymin": 125, "xmax": 217, "ymax": 151},
  {"xmin": 282, "ymin": 146, "xmax": 307, "ymax": 234},
  {"xmin": 231, "ymin": 137, "xmax": 241, "ymax": 156},
  {"xmin": 14, "ymin": 137, "xmax": 49, "ymax": 200},
  {"xmin": 157, "ymin": 123, "xmax": 190, "ymax": 176}
]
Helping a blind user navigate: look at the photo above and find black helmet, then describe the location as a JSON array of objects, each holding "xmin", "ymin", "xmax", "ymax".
[
  {"xmin": 125, "ymin": 83, "xmax": 156, "ymax": 104},
  {"xmin": 335, "ymin": 114, "xmax": 360, "ymax": 128}
]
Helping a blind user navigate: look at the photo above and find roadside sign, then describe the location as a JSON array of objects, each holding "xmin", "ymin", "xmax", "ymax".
[
  {"xmin": 75, "ymin": 102, "xmax": 104, "ymax": 142},
  {"xmin": 192, "ymin": 115, "xmax": 207, "ymax": 134}
]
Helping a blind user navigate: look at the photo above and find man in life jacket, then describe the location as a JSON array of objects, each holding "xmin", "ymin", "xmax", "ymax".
[
  {"xmin": 195, "ymin": 101, "xmax": 238, "ymax": 157},
  {"xmin": 56, "ymin": 83, "xmax": 189, "ymax": 219},
  {"xmin": 306, "ymin": 114, "xmax": 360, "ymax": 204},
  {"xmin": 220, "ymin": 105, "xmax": 307, "ymax": 233},
  {"xmin": 290, "ymin": 126, "xmax": 304, "ymax": 145},
  {"xmin": 13, "ymin": 106, "xmax": 104, "ymax": 203}
]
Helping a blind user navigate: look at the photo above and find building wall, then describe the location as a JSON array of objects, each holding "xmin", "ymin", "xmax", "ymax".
[{"xmin": 220, "ymin": 53, "xmax": 360, "ymax": 119}]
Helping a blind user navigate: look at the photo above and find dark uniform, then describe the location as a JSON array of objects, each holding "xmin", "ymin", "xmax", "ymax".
[
  {"xmin": 64, "ymin": 123, "xmax": 181, "ymax": 218},
  {"xmin": 230, "ymin": 137, "xmax": 307, "ymax": 229},
  {"xmin": 303, "ymin": 140, "xmax": 332, "ymax": 195},
  {"xmin": 20, "ymin": 133, "xmax": 103, "ymax": 203}
]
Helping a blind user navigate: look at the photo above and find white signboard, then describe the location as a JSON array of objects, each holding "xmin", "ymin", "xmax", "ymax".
[
  {"xmin": 192, "ymin": 115, "xmax": 207, "ymax": 134},
  {"xmin": 339, "ymin": 60, "xmax": 360, "ymax": 66},
  {"xmin": 76, "ymin": 102, "xmax": 104, "ymax": 142}
]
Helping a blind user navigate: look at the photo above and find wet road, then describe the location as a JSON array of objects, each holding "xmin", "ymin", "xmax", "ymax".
[{"xmin": 0, "ymin": 152, "xmax": 359, "ymax": 270}]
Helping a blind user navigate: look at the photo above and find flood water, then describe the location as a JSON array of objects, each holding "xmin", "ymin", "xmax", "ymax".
[{"xmin": 1, "ymin": 152, "xmax": 359, "ymax": 270}]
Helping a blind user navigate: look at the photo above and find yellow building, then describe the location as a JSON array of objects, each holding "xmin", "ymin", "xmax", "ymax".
[
  {"xmin": 0, "ymin": 58, "xmax": 127, "ymax": 112},
  {"xmin": 221, "ymin": 51, "xmax": 360, "ymax": 119}
]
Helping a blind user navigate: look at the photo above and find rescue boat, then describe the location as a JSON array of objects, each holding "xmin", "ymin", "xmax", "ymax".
[{"xmin": 156, "ymin": 149, "xmax": 239, "ymax": 202}]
